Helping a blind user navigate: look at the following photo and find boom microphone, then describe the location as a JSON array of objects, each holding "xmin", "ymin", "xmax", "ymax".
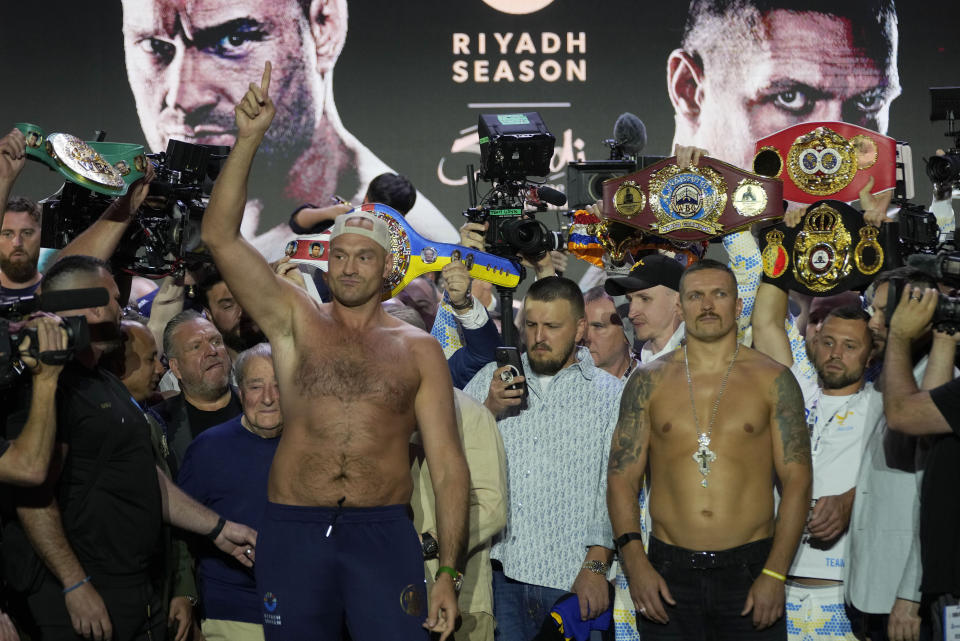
[
  {"xmin": 613, "ymin": 112, "xmax": 647, "ymax": 156},
  {"xmin": 534, "ymin": 185, "xmax": 567, "ymax": 207},
  {"xmin": 38, "ymin": 288, "xmax": 110, "ymax": 313}
]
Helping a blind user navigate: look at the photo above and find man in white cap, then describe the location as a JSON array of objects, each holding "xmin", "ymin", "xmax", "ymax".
[{"xmin": 200, "ymin": 62, "xmax": 469, "ymax": 641}]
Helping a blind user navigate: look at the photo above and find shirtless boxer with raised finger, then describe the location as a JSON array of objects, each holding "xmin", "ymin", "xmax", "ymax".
[{"xmin": 200, "ymin": 62, "xmax": 470, "ymax": 641}]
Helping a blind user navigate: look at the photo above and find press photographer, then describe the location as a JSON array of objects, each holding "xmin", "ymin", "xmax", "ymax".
[{"xmin": 881, "ymin": 283, "xmax": 960, "ymax": 640}]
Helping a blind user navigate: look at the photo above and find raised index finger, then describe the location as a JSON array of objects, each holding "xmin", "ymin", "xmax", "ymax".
[{"xmin": 260, "ymin": 60, "xmax": 272, "ymax": 95}]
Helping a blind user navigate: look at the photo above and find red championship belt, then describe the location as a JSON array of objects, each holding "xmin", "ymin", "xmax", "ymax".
[
  {"xmin": 753, "ymin": 122, "xmax": 896, "ymax": 204},
  {"xmin": 600, "ymin": 156, "xmax": 784, "ymax": 242}
]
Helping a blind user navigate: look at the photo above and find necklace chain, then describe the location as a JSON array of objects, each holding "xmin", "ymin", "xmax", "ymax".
[{"xmin": 683, "ymin": 341, "xmax": 740, "ymax": 442}]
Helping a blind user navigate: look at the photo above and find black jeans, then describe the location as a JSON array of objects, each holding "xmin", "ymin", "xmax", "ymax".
[
  {"xmin": 27, "ymin": 573, "xmax": 166, "ymax": 641},
  {"xmin": 639, "ymin": 537, "xmax": 786, "ymax": 641}
]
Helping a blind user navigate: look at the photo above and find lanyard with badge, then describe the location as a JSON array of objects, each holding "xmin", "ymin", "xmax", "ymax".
[{"xmin": 806, "ymin": 388, "xmax": 864, "ymax": 456}]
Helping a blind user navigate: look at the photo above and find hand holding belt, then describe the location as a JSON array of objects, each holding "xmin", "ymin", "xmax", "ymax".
[
  {"xmin": 283, "ymin": 202, "xmax": 522, "ymax": 298},
  {"xmin": 600, "ymin": 155, "xmax": 784, "ymax": 242},
  {"xmin": 753, "ymin": 121, "xmax": 896, "ymax": 204},
  {"xmin": 760, "ymin": 199, "xmax": 889, "ymax": 296},
  {"xmin": 16, "ymin": 122, "xmax": 147, "ymax": 196}
]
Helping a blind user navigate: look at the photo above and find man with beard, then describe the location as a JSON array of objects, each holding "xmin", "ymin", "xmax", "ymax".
[
  {"xmin": 752, "ymin": 277, "xmax": 934, "ymax": 641},
  {"xmin": 119, "ymin": 0, "xmax": 457, "ymax": 256},
  {"xmin": 154, "ymin": 310, "xmax": 241, "ymax": 474},
  {"xmin": 198, "ymin": 269, "xmax": 265, "ymax": 359},
  {"xmin": 0, "ymin": 197, "xmax": 43, "ymax": 297},
  {"xmin": 200, "ymin": 63, "xmax": 468, "ymax": 640},
  {"xmin": 464, "ymin": 276, "xmax": 622, "ymax": 640},
  {"xmin": 6, "ymin": 255, "xmax": 256, "ymax": 641},
  {"xmin": 608, "ymin": 259, "xmax": 811, "ymax": 640}
]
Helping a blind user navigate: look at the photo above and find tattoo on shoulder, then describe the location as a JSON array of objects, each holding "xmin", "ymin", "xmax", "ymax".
[
  {"xmin": 608, "ymin": 367, "xmax": 660, "ymax": 475},
  {"xmin": 773, "ymin": 369, "xmax": 811, "ymax": 465}
]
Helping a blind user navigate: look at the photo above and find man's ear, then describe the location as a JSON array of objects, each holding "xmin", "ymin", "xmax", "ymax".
[
  {"xmin": 308, "ymin": 0, "xmax": 348, "ymax": 75},
  {"xmin": 667, "ymin": 49, "xmax": 705, "ymax": 124},
  {"xmin": 168, "ymin": 356, "xmax": 183, "ymax": 381},
  {"xmin": 574, "ymin": 316, "xmax": 586, "ymax": 345}
]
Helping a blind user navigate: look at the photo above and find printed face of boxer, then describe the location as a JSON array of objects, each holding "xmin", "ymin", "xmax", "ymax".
[
  {"xmin": 120, "ymin": 0, "xmax": 329, "ymax": 159},
  {"xmin": 671, "ymin": 8, "xmax": 900, "ymax": 168}
]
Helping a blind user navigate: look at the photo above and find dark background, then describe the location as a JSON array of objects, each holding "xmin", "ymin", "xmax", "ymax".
[{"xmin": 1, "ymin": 0, "xmax": 958, "ymax": 277}]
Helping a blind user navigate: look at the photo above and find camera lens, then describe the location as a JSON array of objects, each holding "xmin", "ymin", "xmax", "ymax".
[{"xmin": 926, "ymin": 152, "xmax": 960, "ymax": 185}]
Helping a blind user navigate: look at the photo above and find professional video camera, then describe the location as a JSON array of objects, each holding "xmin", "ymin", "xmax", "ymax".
[
  {"xmin": 0, "ymin": 289, "xmax": 106, "ymax": 389},
  {"xmin": 463, "ymin": 112, "xmax": 567, "ymax": 261},
  {"xmin": 41, "ymin": 139, "xmax": 228, "ymax": 278},
  {"xmin": 925, "ymin": 87, "xmax": 960, "ymax": 190}
]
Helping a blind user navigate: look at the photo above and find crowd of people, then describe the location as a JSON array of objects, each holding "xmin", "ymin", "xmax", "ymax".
[{"xmin": 1, "ymin": 1, "xmax": 959, "ymax": 641}]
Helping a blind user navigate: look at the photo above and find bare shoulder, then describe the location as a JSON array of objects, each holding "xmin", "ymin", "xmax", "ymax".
[
  {"xmin": 388, "ymin": 317, "xmax": 448, "ymax": 366},
  {"xmin": 736, "ymin": 345, "xmax": 793, "ymax": 384}
]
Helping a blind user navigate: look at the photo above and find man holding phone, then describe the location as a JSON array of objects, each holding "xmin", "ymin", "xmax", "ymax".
[{"xmin": 464, "ymin": 276, "xmax": 622, "ymax": 640}]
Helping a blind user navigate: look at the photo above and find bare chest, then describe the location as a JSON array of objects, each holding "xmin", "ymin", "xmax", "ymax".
[{"xmin": 293, "ymin": 329, "xmax": 418, "ymax": 413}]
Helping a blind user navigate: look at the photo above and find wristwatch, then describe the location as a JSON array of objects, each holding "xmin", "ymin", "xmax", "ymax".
[
  {"xmin": 435, "ymin": 566, "xmax": 463, "ymax": 592},
  {"xmin": 448, "ymin": 293, "xmax": 473, "ymax": 312},
  {"xmin": 421, "ymin": 532, "xmax": 439, "ymax": 560},
  {"xmin": 581, "ymin": 560, "xmax": 610, "ymax": 575}
]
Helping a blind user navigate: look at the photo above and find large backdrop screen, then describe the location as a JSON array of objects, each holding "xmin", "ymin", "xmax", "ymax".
[{"xmin": 2, "ymin": 0, "xmax": 958, "ymax": 262}]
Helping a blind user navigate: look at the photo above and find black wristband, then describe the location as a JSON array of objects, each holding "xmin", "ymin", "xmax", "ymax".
[
  {"xmin": 614, "ymin": 531, "xmax": 644, "ymax": 552},
  {"xmin": 206, "ymin": 517, "xmax": 226, "ymax": 541}
]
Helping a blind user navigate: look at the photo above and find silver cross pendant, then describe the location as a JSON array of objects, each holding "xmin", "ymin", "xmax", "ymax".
[{"xmin": 692, "ymin": 434, "xmax": 716, "ymax": 487}]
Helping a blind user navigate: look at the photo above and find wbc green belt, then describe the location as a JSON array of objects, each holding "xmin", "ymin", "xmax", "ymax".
[{"xmin": 16, "ymin": 122, "xmax": 147, "ymax": 196}]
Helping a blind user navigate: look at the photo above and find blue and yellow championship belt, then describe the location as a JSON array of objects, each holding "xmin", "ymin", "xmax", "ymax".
[
  {"xmin": 759, "ymin": 200, "xmax": 889, "ymax": 296},
  {"xmin": 753, "ymin": 121, "xmax": 896, "ymax": 204},
  {"xmin": 600, "ymin": 156, "xmax": 784, "ymax": 242},
  {"xmin": 15, "ymin": 122, "xmax": 147, "ymax": 196},
  {"xmin": 283, "ymin": 202, "xmax": 522, "ymax": 298}
]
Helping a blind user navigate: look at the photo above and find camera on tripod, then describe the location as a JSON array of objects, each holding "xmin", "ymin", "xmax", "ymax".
[
  {"xmin": 463, "ymin": 112, "xmax": 566, "ymax": 261},
  {"xmin": 41, "ymin": 139, "xmax": 228, "ymax": 278}
]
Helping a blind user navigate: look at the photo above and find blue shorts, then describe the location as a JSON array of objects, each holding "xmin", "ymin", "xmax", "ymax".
[{"xmin": 256, "ymin": 502, "xmax": 429, "ymax": 641}]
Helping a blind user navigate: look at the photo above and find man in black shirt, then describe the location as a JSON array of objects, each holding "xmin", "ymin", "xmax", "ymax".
[
  {"xmin": 154, "ymin": 309, "xmax": 242, "ymax": 473},
  {"xmin": 9, "ymin": 256, "xmax": 256, "ymax": 641},
  {"xmin": 882, "ymin": 283, "xmax": 960, "ymax": 640}
]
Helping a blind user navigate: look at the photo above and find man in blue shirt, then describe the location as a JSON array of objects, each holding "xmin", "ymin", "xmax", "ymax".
[{"xmin": 178, "ymin": 342, "xmax": 282, "ymax": 641}]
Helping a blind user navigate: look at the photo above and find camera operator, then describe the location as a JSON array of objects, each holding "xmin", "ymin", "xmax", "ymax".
[
  {"xmin": 5, "ymin": 255, "xmax": 256, "ymax": 641},
  {"xmin": 882, "ymin": 284, "xmax": 960, "ymax": 640},
  {"xmin": 0, "ymin": 315, "xmax": 68, "ymax": 485}
]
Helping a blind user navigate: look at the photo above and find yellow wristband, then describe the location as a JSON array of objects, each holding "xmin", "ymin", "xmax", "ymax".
[{"xmin": 761, "ymin": 568, "xmax": 786, "ymax": 582}]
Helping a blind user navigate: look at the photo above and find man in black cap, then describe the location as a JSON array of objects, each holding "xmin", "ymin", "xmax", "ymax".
[{"xmin": 604, "ymin": 254, "xmax": 685, "ymax": 364}]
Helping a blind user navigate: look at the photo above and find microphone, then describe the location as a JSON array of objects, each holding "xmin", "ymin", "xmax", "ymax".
[
  {"xmin": 534, "ymin": 185, "xmax": 567, "ymax": 207},
  {"xmin": 613, "ymin": 112, "xmax": 647, "ymax": 157},
  {"xmin": 38, "ymin": 288, "xmax": 110, "ymax": 313}
]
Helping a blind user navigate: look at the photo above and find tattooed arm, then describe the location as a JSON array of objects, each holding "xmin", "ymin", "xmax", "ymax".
[
  {"xmin": 742, "ymin": 365, "xmax": 812, "ymax": 629},
  {"xmin": 606, "ymin": 365, "xmax": 677, "ymax": 623}
]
